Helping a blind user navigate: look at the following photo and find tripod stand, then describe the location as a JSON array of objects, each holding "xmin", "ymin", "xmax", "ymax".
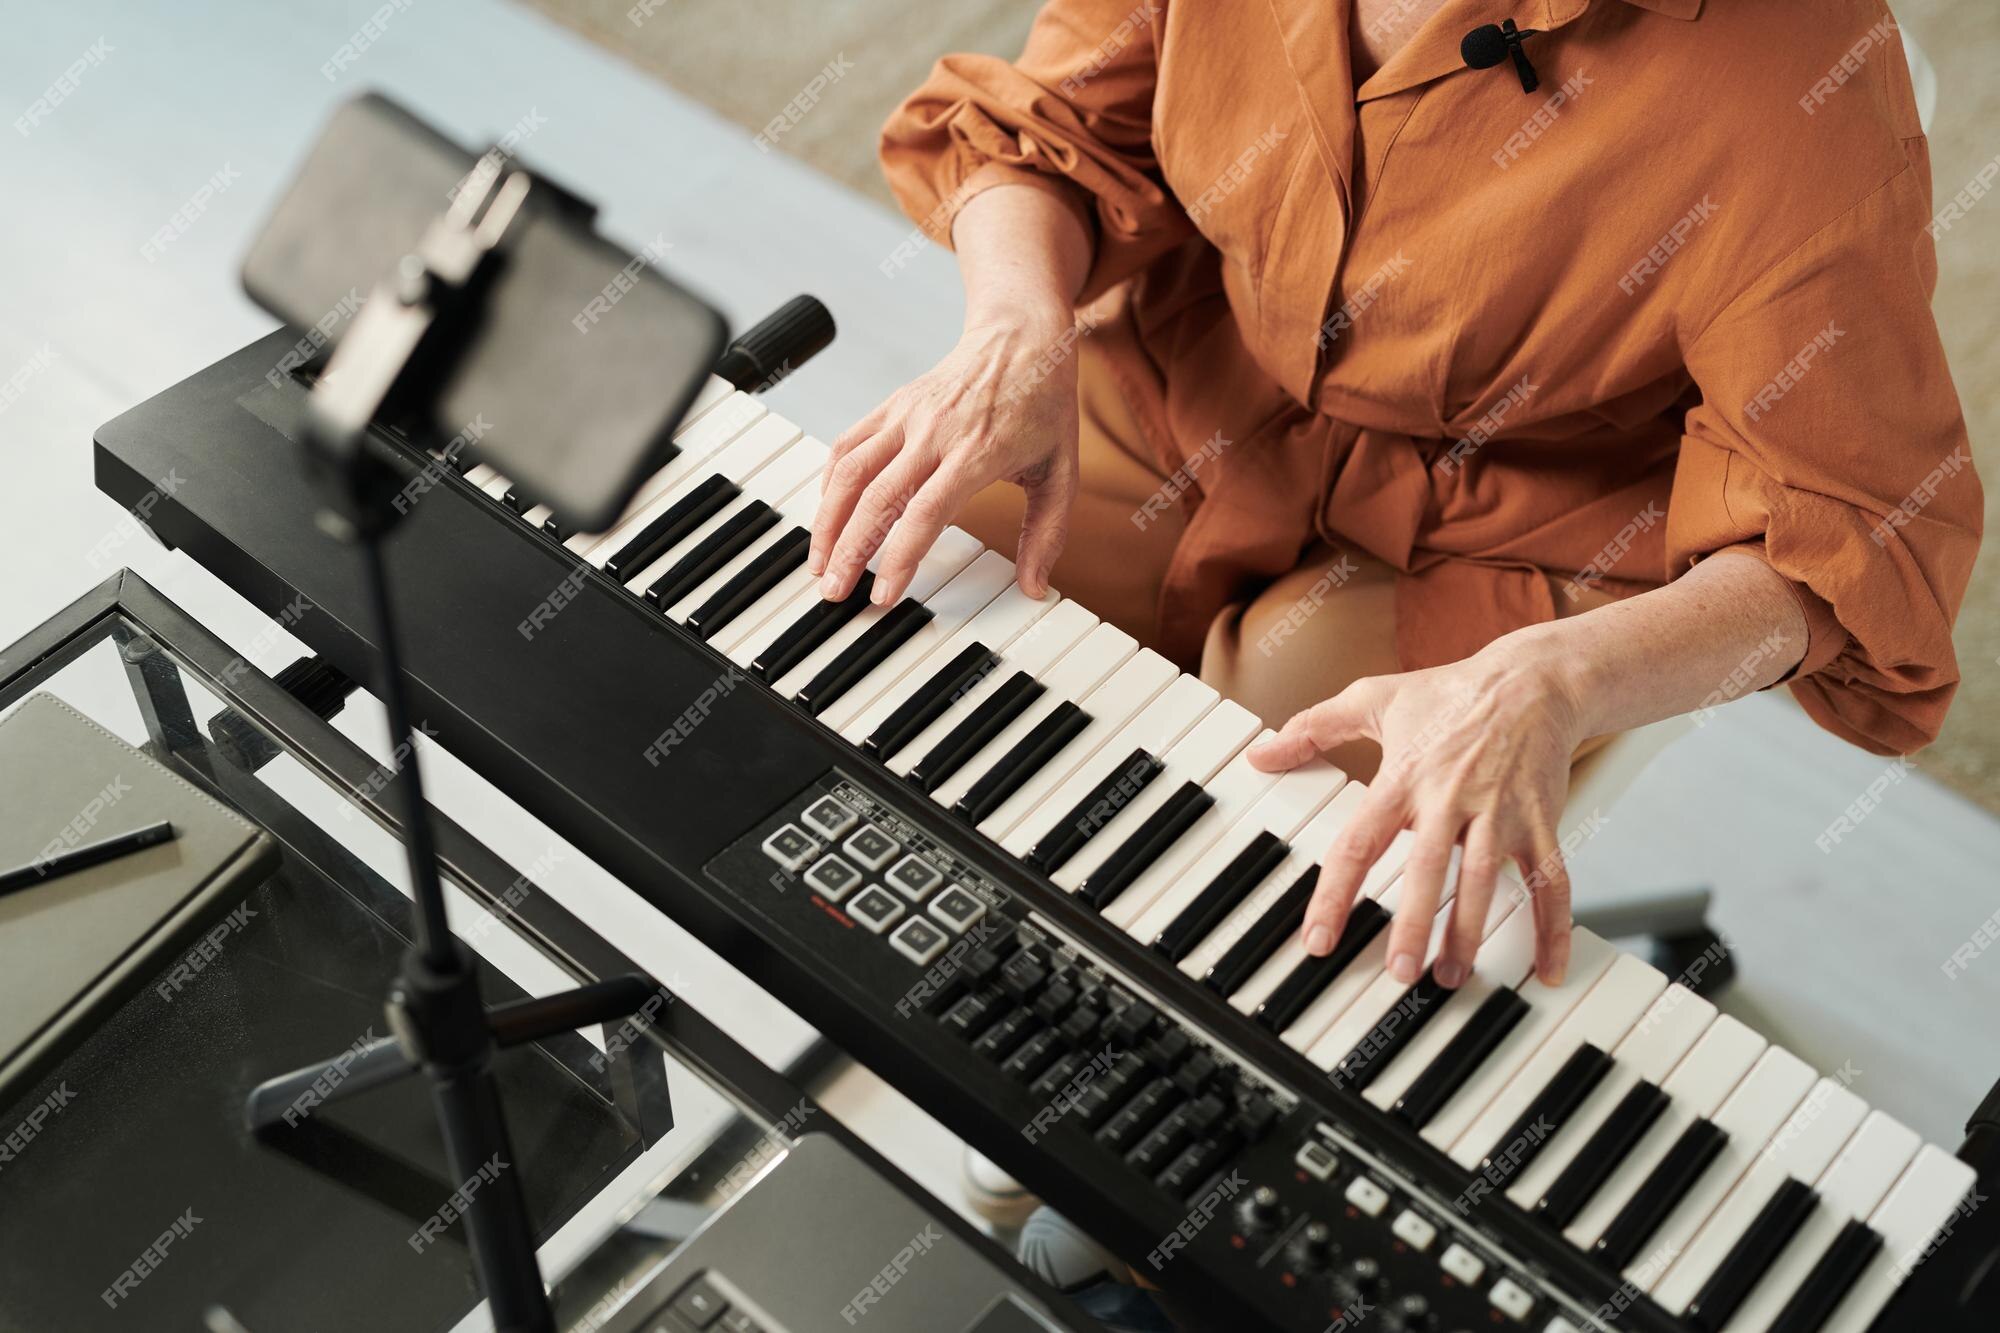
[{"xmin": 240, "ymin": 151, "xmax": 659, "ymax": 1333}]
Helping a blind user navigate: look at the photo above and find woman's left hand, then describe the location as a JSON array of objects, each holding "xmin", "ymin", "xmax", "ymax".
[{"xmin": 1245, "ymin": 633, "xmax": 1587, "ymax": 991}]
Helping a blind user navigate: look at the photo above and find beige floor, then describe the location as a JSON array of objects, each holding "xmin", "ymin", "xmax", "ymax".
[{"xmin": 532, "ymin": 0, "xmax": 2000, "ymax": 813}]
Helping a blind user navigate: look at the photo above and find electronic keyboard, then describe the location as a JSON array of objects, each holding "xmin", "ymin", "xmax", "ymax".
[{"xmin": 96, "ymin": 329, "xmax": 2000, "ymax": 1333}]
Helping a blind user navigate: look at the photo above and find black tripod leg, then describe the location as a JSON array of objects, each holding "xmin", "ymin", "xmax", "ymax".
[
  {"xmin": 244, "ymin": 1035, "xmax": 413, "ymax": 1131},
  {"xmin": 487, "ymin": 975, "xmax": 658, "ymax": 1047},
  {"xmin": 428, "ymin": 1060, "xmax": 548, "ymax": 1332}
]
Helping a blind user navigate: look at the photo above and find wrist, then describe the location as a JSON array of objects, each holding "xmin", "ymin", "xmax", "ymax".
[
  {"xmin": 963, "ymin": 288, "xmax": 1074, "ymax": 338},
  {"xmin": 1496, "ymin": 621, "xmax": 1602, "ymax": 740}
]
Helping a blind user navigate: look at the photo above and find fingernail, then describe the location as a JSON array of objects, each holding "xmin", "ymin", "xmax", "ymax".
[
  {"xmin": 806, "ymin": 554, "xmax": 824, "ymax": 576},
  {"xmin": 820, "ymin": 572, "xmax": 841, "ymax": 598},
  {"xmin": 1434, "ymin": 959, "xmax": 1467, "ymax": 989},
  {"xmin": 1389, "ymin": 952, "xmax": 1421, "ymax": 985},
  {"xmin": 871, "ymin": 581, "xmax": 892, "ymax": 605},
  {"xmin": 1305, "ymin": 925, "xmax": 1332, "ymax": 955}
]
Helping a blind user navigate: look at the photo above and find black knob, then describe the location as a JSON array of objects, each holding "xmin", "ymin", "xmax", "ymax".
[
  {"xmin": 714, "ymin": 294, "xmax": 835, "ymax": 392},
  {"xmin": 1381, "ymin": 1294, "xmax": 1437, "ymax": 1333},
  {"xmin": 1235, "ymin": 1185, "xmax": 1286, "ymax": 1234},
  {"xmin": 1331, "ymin": 1255, "xmax": 1386, "ymax": 1309},
  {"xmin": 1286, "ymin": 1220, "xmax": 1336, "ymax": 1273}
]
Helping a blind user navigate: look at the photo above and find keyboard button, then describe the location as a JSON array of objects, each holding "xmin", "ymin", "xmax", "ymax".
[
  {"xmin": 890, "ymin": 916, "xmax": 949, "ymax": 966},
  {"xmin": 1294, "ymin": 1140, "xmax": 1338, "ymax": 1180},
  {"xmin": 842, "ymin": 825, "xmax": 900, "ymax": 871},
  {"xmin": 803, "ymin": 854, "xmax": 862, "ymax": 902},
  {"xmin": 927, "ymin": 885, "xmax": 988, "ymax": 934},
  {"xmin": 1344, "ymin": 1176, "xmax": 1389, "ymax": 1217},
  {"xmin": 670, "ymin": 1275, "xmax": 729, "ymax": 1327},
  {"xmin": 1488, "ymin": 1276, "xmax": 1536, "ymax": 1322},
  {"xmin": 717, "ymin": 1310, "xmax": 765, "ymax": 1333},
  {"xmin": 801, "ymin": 795, "xmax": 859, "ymax": 840},
  {"xmin": 1391, "ymin": 1209, "xmax": 1437, "ymax": 1252},
  {"xmin": 885, "ymin": 853, "xmax": 944, "ymax": 902},
  {"xmin": 1439, "ymin": 1243, "xmax": 1486, "ymax": 1285},
  {"xmin": 759, "ymin": 824, "xmax": 817, "ymax": 873},
  {"xmin": 847, "ymin": 886, "xmax": 905, "ymax": 934}
]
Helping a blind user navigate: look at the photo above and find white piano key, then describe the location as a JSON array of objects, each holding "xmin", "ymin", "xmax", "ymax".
[
  {"xmin": 1720, "ymin": 1110, "xmax": 1922, "ymax": 1333},
  {"xmin": 1564, "ymin": 1015, "xmax": 1769, "ymax": 1253},
  {"xmin": 1000, "ymin": 673, "xmax": 1218, "ymax": 859},
  {"xmin": 1418, "ymin": 929, "xmax": 1622, "ymax": 1151},
  {"xmin": 1175, "ymin": 780, "xmax": 1369, "ymax": 980},
  {"xmin": 1050, "ymin": 701, "xmax": 1262, "ymax": 893},
  {"xmin": 840, "ymin": 579, "xmax": 1060, "ymax": 749},
  {"xmin": 1301, "ymin": 866, "xmax": 1516, "ymax": 1065},
  {"xmin": 1225, "ymin": 823, "xmax": 1415, "ymax": 1018},
  {"xmin": 1351, "ymin": 885, "xmax": 1538, "ymax": 1103},
  {"xmin": 1620, "ymin": 1046, "xmax": 1820, "ymax": 1293},
  {"xmin": 622, "ymin": 435, "xmax": 827, "ymax": 593},
  {"xmin": 1098, "ymin": 747, "xmax": 1283, "ymax": 931},
  {"xmin": 1126, "ymin": 758, "xmax": 1347, "ymax": 947},
  {"xmin": 769, "ymin": 528, "xmax": 984, "ymax": 698},
  {"xmin": 1818, "ymin": 1145, "xmax": 1977, "ymax": 1333},
  {"xmin": 589, "ymin": 413, "xmax": 802, "ymax": 570},
  {"xmin": 678, "ymin": 374, "xmax": 735, "ymax": 427},
  {"xmin": 1508, "ymin": 985, "xmax": 1719, "ymax": 1211},
  {"xmin": 928, "ymin": 623, "xmax": 1138, "ymax": 811},
  {"xmin": 1448, "ymin": 951, "xmax": 1670, "ymax": 1169},
  {"xmin": 977, "ymin": 650, "xmax": 1185, "ymax": 842},
  {"xmin": 462, "ymin": 463, "xmax": 499, "ymax": 489},
  {"xmin": 882, "ymin": 600, "xmax": 1099, "ymax": 777},
  {"xmin": 1652, "ymin": 1075, "xmax": 1869, "ymax": 1315},
  {"xmin": 817, "ymin": 551, "xmax": 1017, "ymax": 732},
  {"xmin": 568, "ymin": 392, "xmax": 769, "ymax": 557},
  {"xmin": 521, "ymin": 502, "xmax": 553, "ymax": 528}
]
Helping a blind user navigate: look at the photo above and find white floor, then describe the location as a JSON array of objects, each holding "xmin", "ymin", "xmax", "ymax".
[{"xmin": 4, "ymin": 1, "xmax": 1998, "ymax": 1258}]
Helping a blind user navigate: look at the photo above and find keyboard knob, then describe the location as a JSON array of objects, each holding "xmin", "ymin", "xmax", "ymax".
[
  {"xmin": 1234, "ymin": 1185, "xmax": 1286, "ymax": 1235},
  {"xmin": 1331, "ymin": 1256, "xmax": 1386, "ymax": 1309},
  {"xmin": 1286, "ymin": 1220, "xmax": 1336, "ymax": 1273},
  {"xmin": 1380, "ymin": 1294, "xmax": 1437, "ymax": 1333}
]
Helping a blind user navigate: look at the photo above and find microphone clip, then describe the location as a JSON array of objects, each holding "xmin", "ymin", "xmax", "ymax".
[{"xmin": 1462, "ymin": 18, "xmax": 1543, "ymax": 94}]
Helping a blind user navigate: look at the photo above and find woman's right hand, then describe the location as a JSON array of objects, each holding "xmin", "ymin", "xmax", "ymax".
[{"xmin": 808, "ymin": 310, "xmax": 1083, "ymax": 606}]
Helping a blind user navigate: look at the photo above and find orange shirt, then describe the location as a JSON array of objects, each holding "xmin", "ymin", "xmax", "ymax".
[{"xmin": 879, "ymin": 0, "xmax": 1980, "ymax": 755}]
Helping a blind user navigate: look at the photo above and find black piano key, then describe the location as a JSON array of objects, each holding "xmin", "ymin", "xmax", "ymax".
[
  {"xmin": 864, "ymin": 643, "xmax": 1000, "ymax": 761},
  {"xmin": 602, "ymin": 473, "xmax": 737, "ymax": 580},
  {"xmin": 1765, "ymin": 1217, "xmax": 1883, "ymax": 1333},
  {"xmin": 1078, "ymin": 782, "xmax": 1215, "ymax": 910},
  {"xmin": 1153, "ymin": 831, "xmax": 1290, "ymax": 962},
  {"xmin": 1391, "ymin": 988, "xmax": 1530, "ymax": 1129},
  {"xmin": 795, "ymin": 599, "xmax": 935, "ymax": 716},
  {"xmin": 953, "ymin": 701, "xmax": 1092, "ymax": 825},
  {"xmin": 541, "ymin": 513, "xmax": 574, "ymax": 540},
  {"xmin": 1684, "ymin": 1178, "xmax": 1821, "ymax": 1332},
  {"xmin": 643, "ymin": 500, "xmax": 778, "ymax": 609},
  {"xmin": 752, "ymin": 571, "xmax": 874, "ymax": 683},
  {"xmin": 909, "ymin": 672, "xmax": 1044, "ymax": 795},
  {"xmin": 1254, "ymin": 899, "xmax": 1391, "ymax": 1032},
  {"xmin": 1536, "ymin": 1080, "xmax": 1672, "ymax": 1230},
  {"xmin": 1205, "ymin": 866, "xmax": 1317, "ymax": 995},
  {"xmin": 500, "ymin": 485, "xmax": 527, "ymax": 512},
  {"xmin": 1026, "ymin": 747, "xmax": 1165, "ymax": 876},
  {"xmin": 1592, "ymin": 1118, "xmax": 1731, "ymax": 1271},
  {"xmin": 685, "ymin": 526, "xmax": 809, "ymax": 640},
  {"xmin": 1332, "ymin": 970, "xmax": 1451, "ymax": 1092},
  {"xmin": 1478, "ymin": 1043, "xmax": 1614, "ymax": 1180}
]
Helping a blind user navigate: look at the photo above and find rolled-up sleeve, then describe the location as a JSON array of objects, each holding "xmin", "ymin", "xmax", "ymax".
[
  {"xmin": 879, "ymin": 0, "xmax": 1193, "ymax": 298},
  {"xmin": 1667, "ymin": 154, "xmax": 1982, "ymax": 755}
]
